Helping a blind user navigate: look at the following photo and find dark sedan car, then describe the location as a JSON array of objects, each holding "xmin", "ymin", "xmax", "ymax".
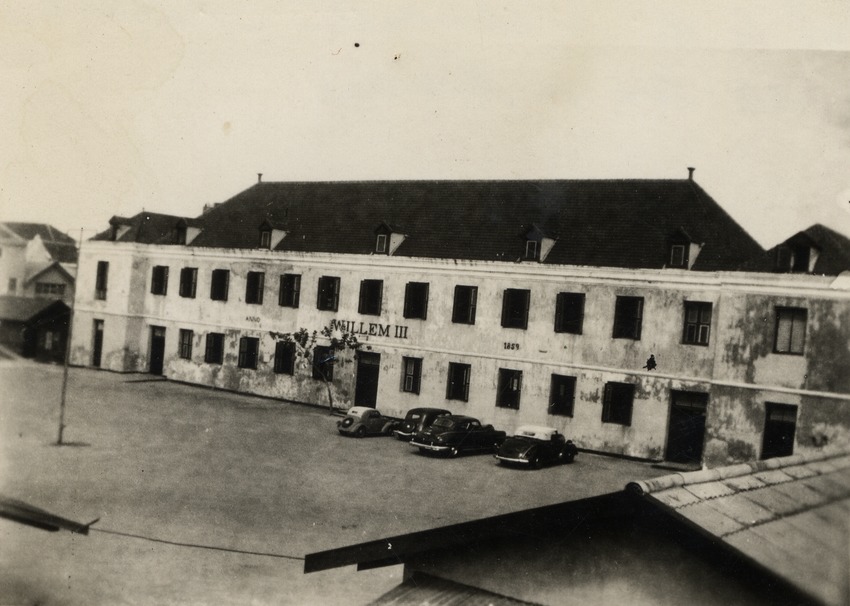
[
  {"xmin": 410, "ymin": 415, "xmax": 506, "ymax": 457},
  {"xmin": 394, "ymin": 407, "xmax": 452, "ymax": 441},
  {"xmin": 495, "ymin": 425, "xmax": 578, "ymax": 468}
]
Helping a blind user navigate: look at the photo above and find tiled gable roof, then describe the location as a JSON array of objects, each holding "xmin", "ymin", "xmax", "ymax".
[
  {"xmin": 740, "ymin": 223, "xmax": 850, "ymax": 275},
  {"xmin": 628, "ymin": 447, "xmax": 850, "ymax": 606},
  {"xmin": 92, "ymin": 211, "xmax": 187, "ymax": 244},
  {"xmin": 42, "ymin": 241, "xmax": 78, "ymax": 264},
  {"xmin": 1, "ymin": 222, "xmax": 75, "ymax": 244},
  {"xmin": 0, "ymin": 296, "xmax": 68, "ymax": 322},
  {"xmin": 184, "ymin": 179, "xmax": 763, "ymax": 271}
]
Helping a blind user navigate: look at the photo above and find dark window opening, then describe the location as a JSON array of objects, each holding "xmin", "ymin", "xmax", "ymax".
[
  {"xmin": 403, "ymin": 282, "xmax": 429, "ymax": 320},
  {"xmin": 501, "ymin": 288, "xmax": 530, "ymax": 329},
  {"xmin": 274, "ymin": 341, "xmax": 295, "ymax": 375},
  {"xmin": 260, "ymin": 230, "xmax": 271, "ymax": 249},
  {"xmin": 317, "ymin": 276, "xmax": 340, "ymax": 311},
  {"xmin": 613, "ymin": 296, "xmax": 643, "ymax": 340},
  {"xmin": 669, "ymin": 244, "xmax": 688, "ymax": 268},
  {"xmin": 245, "ymin": 271, "xmax": 265, "ymax": 305},
  {"xmin": 237, "ymin": 337, "xmax": 259, "ymax": 369},
  {"xmin": 683, "ymin": 301, "xmax": 712, "ymax": 346},
  {"xmin": 774, "ymin": 307, "xmax": 807, "ymax": 355},
  {"xmin": 179, "ymin": 267, "xmax": 198, "ymax": 298},
  {"xmin": 205, "ymin": 333, "xmax": 224, "ymax": 364},
  {"xmin": 376, "ymin": 234, "xmax": 387, "ymax": 253},
  {"xmin": 279, "ymin": 274, "xmax": 301, "ymax": 308},
  {"xmin": 496, "ymin": 368, "xmax": 522, "ymax": 409},
  {"xmin": 446, "ymin": 362, "xmax": 471, "ymax": 401},
  {"xmin": 178, "ymin": 329, "xmax": 193, "ymax": 360},
  {"xmin": 549, "ymin": 374, "xmax": 576, "ymax": 417},
  {"xmin": 762, "ymin": 403, "xmax": 797, "ymax": 459},
  {"xmin": 358, "ymin": 279, "xmax": 383, "ymax": 316},
  {"xmin": 452, "ymin": 285, "xmax": 478, "ymax": 325},
  {"xmin": 525, "ymin": 240, "xmax": 538, "ymax": 260},
  {"xmin": 555, "ymin": 292, "xmax": 585, "ymax": 334},
  {"xmin": 151, "ymin": 265, "xmax": 169, "ymax": 296},
  {"xmin": 95, "ymin": 261, "xmax": 109, "ymax": 300},
  {"xmin": 602, "ymin": 382, "xmax": 634, "ymax": 426},
  {"xmin": 312, "ymin": 345, "xmax": 334, "ymax": 380},
  {"xmin": 175, "ymin": 226, "xmax": 187, "ymax": 245},
  {"xmin": 401, "ymin": 357, "xmax": 422, "ymax": 394},
  {"xmin": 210, "ymin": 269, "xmax": 230, "ymax": 301}
]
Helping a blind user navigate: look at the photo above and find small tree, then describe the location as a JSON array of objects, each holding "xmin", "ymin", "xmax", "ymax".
[{"xmin": 269, "ymin": 325, "xmax": 361, "ymax": 413}]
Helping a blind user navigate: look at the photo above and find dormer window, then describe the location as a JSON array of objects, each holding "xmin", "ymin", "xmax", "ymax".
[
  {"xmin": 774, "ymin": 238, "xmax": 818, "ymax": 273},
  {"xmin": 376, "ymin": 234, "xmax": 387, "ymax": 254},
  {"xmin": 525, "ymin": 240, "xmax": 538, "ymax": 260},
  {"xmin": 669, "ymin": 244, "xmax": 687, "ymax": 268},
  {"xmin": 258, "ymin": 220, "xmax": 286, "ymax": 250},
  {"xmin": 260, "ymin": 230, "xmax": 272, "ymax": 249},
  {"xmin": 175, "ymin": 225, "xmax": 187, "ymax": 245}
]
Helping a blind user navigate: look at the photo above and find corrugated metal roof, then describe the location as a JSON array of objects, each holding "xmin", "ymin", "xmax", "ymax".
[{"xmin": 628, "ymin": 447, "xmax": 850, "ymax": 606}]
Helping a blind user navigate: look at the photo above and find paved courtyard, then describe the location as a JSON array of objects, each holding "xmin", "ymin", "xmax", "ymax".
[{"xmin": 0, "ymin": 360, "xmax": 663, "ymax": 605}]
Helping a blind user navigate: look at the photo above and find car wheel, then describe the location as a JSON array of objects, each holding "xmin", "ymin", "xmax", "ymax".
[
  {"xmin": 419, "ymin": 447, "xmax": 427, "ymax": 454},
  {"xmin": 449, "ymin": 446, "xmax": 459, "ymax": 458},
  {"xmin": 355, "ymin": 426, "xmax": 366, "ymax": 438},
  {"xmin": 564, "ymin": 452, "xmax": 576, "ymax": 464}
]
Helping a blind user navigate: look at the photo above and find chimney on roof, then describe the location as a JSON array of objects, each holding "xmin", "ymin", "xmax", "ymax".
[
  {"xmin": 257, "ymin": 173, "xmax": 263, "ymax": 184},
  {"xmin": 687, "ymin": 167, "xmax": 695, "ymax": 181}
]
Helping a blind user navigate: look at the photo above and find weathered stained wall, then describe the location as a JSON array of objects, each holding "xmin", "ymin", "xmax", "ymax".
[{"xmin": 70, "ymin": 241, "xmax": 850, "ymax": 465}]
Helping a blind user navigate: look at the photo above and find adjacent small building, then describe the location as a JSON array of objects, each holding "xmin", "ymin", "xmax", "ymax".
[
  {"xmin": 306, "ymin": 447, "xmax": 850, "ymax": 606},
  {"xmin": 68, "ymin": 174, "xmax": 850, "ymax": 467}
]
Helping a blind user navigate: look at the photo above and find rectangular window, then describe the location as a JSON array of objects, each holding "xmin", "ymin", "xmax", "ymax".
[
  {"xmin": 501, "ymin": 289, "xmax": 530, "ymax": 329},
  {"xmin": 670, "ymin": 244, "xmax": 687, "ymax": 268},
  {"xmin": 602, "ymin": 382, "xmax": 635, "ymax": 426},
  {"xmin": 179, "ymin": 268, "xmax": 198, "ymax": 298},
  {"xmin": 237, "ymin": 337, "xmax": 259, "ymax": 369},
  {"xmin": 446, "ymin": 362, "xmax": 471, "ymax": 401},
  {"xmin": 204, "ymin": 333, "xmax": 224, "ymax": 364},
  {"xmin": 95, "ymin": 261, "xmax": 109, "ymax": 300},
  {"xmin": 245, "ymin": 271, "xmax": 265, "ymax": 305},
  {"xmin": 35, "ymin": 283, "xmax": 66, "ymax": 296},
  {"xmin": 774, "ymin": 307, "xmax": 807, "ymax": 354},
  {"xmin": 317, "ymin": 276, "xmax": 341, "ymax": 311},
  {"xmin": 7, "ymin": 278, "xmax": 16, "ymax": 294},
  {"xmin": 555, "ymin": 292, "xmax": 585, "ymax": 334},
  {"xmin": 274, "ymin": 341, "xmax": 296, "ymax": 375},
  {"xmin": 403, "ymin": 282, "xmax": 429, "ymax": 320},
  {"xmin": 613, "ymin": 296, "xmax": 643, "ymax": 340},
  {"xmin": 376, "ymin": 234, "xmax": 387, "ymax": 253},
  {"xmin": 401, "ymin": 357, "xmax": 422, "ymax": 394},
  {"xmin": 210, "ymin": 269, "xmax": 230, "ymax": 301},
  {"xmin": 496, "ymin": 368, "xmax": 522, "ymax": 409},
  {"xmin": 452, "ymin": 285, "xmax": 478, "ymax": 325},
  {"xmin": 151, "ymin": 265, "xmax": 169, "ymax": 295},
  {"xmin": 260, "ymin": 230, "xmax": 271, "ymax": 249},
  {"xmin": 279, "ymin": 274, "xmax": 301, "ymax": 308},
  {"xmin": 358, "ymin": 279, "xmax": 383, "ymax": 316},
  {"xmin": 525, "ymin": 240, "xmax": 538, "ymax": 260},
  {"xmin": 178, "ymin": 329, "xmax": 193, "ymax": 360},
  {"xmin": 549, "ymin": 374, "xmax": 577, "ymax": 417},
  {"xmin": 762, "ymin": 403, "xmax": 798, "ymax": 460},
  {"xmin": 312, "ymin": 345, "xmax": 334, "ymax": 380},
  {"xmin": 683, "ymin": 301, "xmax": 712, "ymax": 345}
]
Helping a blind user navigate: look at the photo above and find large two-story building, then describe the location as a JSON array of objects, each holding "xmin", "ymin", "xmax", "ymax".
[{"xmin": 68, "ymin": 173, "xmax": 850, "ymax": 467}]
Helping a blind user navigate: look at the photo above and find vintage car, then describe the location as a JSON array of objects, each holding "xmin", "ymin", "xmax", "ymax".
[
  {"xmin": 495, "ymin": 425, "xmax": 578, "ymax": 468},
  {"xmin": 410, "ymin": 414, "xmax": 506, "ymax": 457},
  {"xmin": 394, "ymin": 407, "xmax": 452, "ymax": 441},
  {"xmin": 337, "ymin": 406, "xmax": 401, "ymax": 438}
]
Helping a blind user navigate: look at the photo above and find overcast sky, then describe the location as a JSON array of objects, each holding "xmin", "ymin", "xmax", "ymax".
[{"xmin": 3, "ymin": 1, "xmax": 850, "ymax": 247}]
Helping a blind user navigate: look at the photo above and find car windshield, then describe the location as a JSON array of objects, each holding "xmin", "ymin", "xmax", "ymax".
[
  {"xmin": 432, "ymin": 417, "xmax": 456, "ymax": 429},
  {"xmin": 406, "ymin": 412, "xmax": 422, "ymax": 421}
]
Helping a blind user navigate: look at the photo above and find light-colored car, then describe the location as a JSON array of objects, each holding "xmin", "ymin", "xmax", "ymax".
[{"xmin": 336, "ymin": 406, "xmax": 401, "ymax": 438}]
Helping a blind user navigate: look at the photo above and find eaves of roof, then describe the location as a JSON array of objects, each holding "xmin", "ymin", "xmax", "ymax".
[
  {"xmin": 0, "ymin": 296, "xmax": 67, "ymax": 322},
  {"xmin": 628, "ymin": 447, "xmax": 850, "ymax": 606}
]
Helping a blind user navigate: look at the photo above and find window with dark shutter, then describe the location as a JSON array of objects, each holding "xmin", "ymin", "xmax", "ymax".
[
  {"xmin": 554, "ymin": 292, "xmax": 585, "ymax": 334},
  {"xmin": 501, "ymin": 289, "xmax": 530, "ymax": 329},
  {"xmin": 496, "ymin": 368, "xmax": 522, "ymax": 409},
  {"xmin": 178, "ymin": 329, "xmax": 193, "ymax": 359},
  {"xmin": 358, "ymin": 279, "xmax": 383, "ymax": 315},
  {"xmin": 237, "ymin": 337, "xmax": 259, "ymax": 369},
  {"xmin": 446, "ymin": 362, "xmax": 471, "ymax": 401},
  {"xmin": 279, "ymin": 274, "xmax": 301, "ymax": 308},
  {"xmin": 317, "ymin": 276, "xmax": 341, "ymax": 311},
  {"xmin": 274, "ymin": 341, "xmax": 296, "ymax": 375},
  {"xmin": 210, "ymin": 269, "xmax": 230, "ymax": 301},
  {"xmin": 312, "ymin": 345, "xmax": 334, "ymax": 380},
  {"xmin": 613, "ymin": 296, "xmax": 643, "ymax": 340},
  {"xmin": 403, "ymin": 282, "xmax": 429, "ymax": 320},
  {"xmin": 683, "ymin": 301, "xmax": 712, "ymax": 345},
  {"xmin": 452, "ymin": 285, "xmax": 478, "ymax": 325},
  {"xmin": 774, "ymin": 307, "xmax": 807, "ymax": 354},
  {"xmin": 245, "ymin": 271, "xmax": 265, "ymax": 305},
  {"xmin": 401, "ymin": 357, "xmax": 422, "ymax": 394},
  {"xmin": 95, "ymin": 261, "xmax": 109, "ymax": 300},
  {"xmin": 549, "ymin": 374, "xmax": 576, "ymax": 417},
  {"xmin": 151, "ymin": 266, "xmax": 169, "ymax": 295},
  {"xmin": 204, "ymin": 333, "xmax": 224, "ymax": 364},
  {"xmin": 602, "ymin": 382, "xmax": 634, "ymax": 426},
  {"xmin": 179, "ymin": 268, "xmax": 198, "ymax": 298}
]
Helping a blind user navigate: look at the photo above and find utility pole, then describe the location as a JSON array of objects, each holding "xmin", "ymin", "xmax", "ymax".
[{"xmin": 57, "ymin": 228, "xmax": 82, "ymax": 445}]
